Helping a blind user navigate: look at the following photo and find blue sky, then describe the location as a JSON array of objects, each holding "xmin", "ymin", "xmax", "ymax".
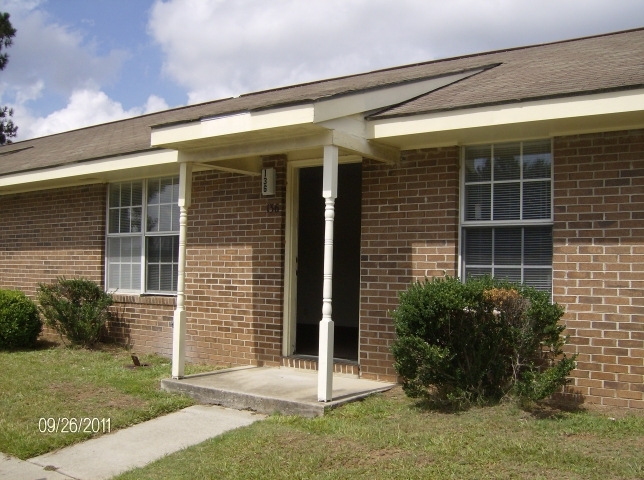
[
  {"xmin": 0, "ymin": 0, "xmax": 643, "ymax": 141},
  {"xmin": 37, "ymin": 0, "xmax": 185, "ymax": 112}
]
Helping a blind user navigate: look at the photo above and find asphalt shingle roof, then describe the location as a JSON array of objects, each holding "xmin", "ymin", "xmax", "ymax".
[
  {"xmin": 1, "ymin": 27, "xmax": 643, "ymax": 177},
  {"xmin": 370, "ymin": 27, "xmax": 644, "ymax": 118}
]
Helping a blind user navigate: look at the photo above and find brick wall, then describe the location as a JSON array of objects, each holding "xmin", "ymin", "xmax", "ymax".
[
  {"xmin": 359, "ymin": 147, "xmax": 460, "ymax": 381},
  {"xmin": 0, "ymin": 184, "xmax": 106, "ymax": 295},
  {"xmin": 182, "ymin": 156, "xmax": 286, "ymax": 366},
  {"xmin": 4, "ymin": 130, "xmax": 643, "ymax": 409},
  {"xmin": 554, "ymin": 128, "xmax": 644, "ymax": 409}
]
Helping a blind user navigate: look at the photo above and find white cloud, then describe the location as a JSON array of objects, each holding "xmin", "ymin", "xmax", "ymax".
[
  {"xmin": 0, "ymin": 1, "xmax": 128, "ymax": 101},
  {"xmin": 13, "ymin": 78, "xmax": 43, "ymax": 105},
  {"xmin": 148, "ymin": 0, "xmax": 644, "ymax": 104},
  {"xmin": 143, "ymin": 94, "xmax": 169, "ymax": 114},
  {"xmin": 0, "ymin": 1, "xmax": 172, "ymax": 140},
  {"xmin": 15, "ymin": 90, "xmax": 169, "ymax": 139},
  {"xmin": 0, "ymin": 0, "xmax": 134, "ymax": 139}
]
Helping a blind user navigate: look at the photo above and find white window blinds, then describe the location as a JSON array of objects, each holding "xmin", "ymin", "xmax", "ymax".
[
  {"xmin": 106, "ymin": 177, "xmax": 179, "ymax": 294},
  {"xmin": 463, "ymin": 226, "xmax": 553, "ymax": 291},
  {"xmin": 462, "ymin": 140, "xmax": 553, "ymax": 292},
  {"xmin": 464, "ymin": 141, "xmax": 551, "ymax": 222},
  {"xmin": 107, "ymin": 181, "xmax": 143, "ymax": 291}
]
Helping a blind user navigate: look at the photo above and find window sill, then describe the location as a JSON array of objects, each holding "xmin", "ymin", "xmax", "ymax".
[{"xmin": 112, "ymin": 294, "xmax": 176, "ymax": 306}]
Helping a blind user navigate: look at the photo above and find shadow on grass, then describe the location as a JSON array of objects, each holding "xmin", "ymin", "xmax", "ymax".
[
  {"xmin": 34, "ymin": 338, "xmax": 61, "ymax": 349},
  {"xmin": 520, "ymin": 395, "xmax": 587, "ymax": 419},
  {"xmin": 2, "ymin": 338, "xmax": 141, "ymax": 362},
  {"xmin": 411, "ymin": 395, "xmax": 503, "ymax": 414},
  {"xmin": 0, "ymin": 337, "xmax": 61, "ymax": 353},
  {"xmin": 31, "ymin": 336, "xmax": 133, "ymax": 354},
  {"xmin": 393, "ymin": 384, "xmax": 588, "ymax": 417}
]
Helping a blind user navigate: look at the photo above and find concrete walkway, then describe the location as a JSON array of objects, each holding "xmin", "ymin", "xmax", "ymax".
[
  {"xmin": 1, "ymin": 405, "xmax": 264, "ymax": 480},
  {"xmin": 0, "ymin": 454, "xmax": 71, "ymax": 480}
]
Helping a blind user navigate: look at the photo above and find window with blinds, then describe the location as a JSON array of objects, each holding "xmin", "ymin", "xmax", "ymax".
[
  {"xmin": 106, "ymin": 177, "xmax": 179, "ymax": 294},
  {"xmin": 462, "ymin": 140, "xmax": 553, "ymax": 292}
]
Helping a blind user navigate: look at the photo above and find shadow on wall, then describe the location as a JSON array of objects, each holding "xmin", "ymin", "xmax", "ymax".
[
  {"xmin": 106, "ymin": 302, "xmax": 134, "ymax": 351},
  {"xmin": 357, "ymin": 151, "xmax": 460, "ymax": 381},
  {"xmin": 181, "ymin": 156, "xmax": 287, "ymax": 367},
  {"xmin": 106, "ymin": 296, "xmax": 176, "ymax": 357}
]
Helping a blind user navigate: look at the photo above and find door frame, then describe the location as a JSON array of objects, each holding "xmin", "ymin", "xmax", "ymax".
[{"xmin": 282, "ymin": 154, "xmax": 362, "ymax": 357}]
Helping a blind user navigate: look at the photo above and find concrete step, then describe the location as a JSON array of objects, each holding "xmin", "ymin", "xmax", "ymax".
[{"xmin": 281, "ymin": 355, "xmax": 361, "ymax": 377}]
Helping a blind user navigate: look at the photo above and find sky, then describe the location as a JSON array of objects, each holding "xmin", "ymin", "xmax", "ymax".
[{"xmin": 0, "ymin": 0, "xmax": 642, "ymax": 141}]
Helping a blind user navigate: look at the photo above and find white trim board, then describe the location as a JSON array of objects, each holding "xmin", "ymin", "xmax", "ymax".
[
  {"xmin": 0, "ymin": 150, "xmax": 179, "ymax": 194},
  {"xmin": 369, "ymin": 88, "xmax": 644, "ymax": 140}
]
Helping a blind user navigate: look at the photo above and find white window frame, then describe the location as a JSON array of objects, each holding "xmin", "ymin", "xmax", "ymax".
[
  {"xmin": 105, "ymin": 176, "xmax": 179, "ymax": 295},
  {"xmin": 459, "ymin": 139, "xmax": 554, "ymax": 289}
]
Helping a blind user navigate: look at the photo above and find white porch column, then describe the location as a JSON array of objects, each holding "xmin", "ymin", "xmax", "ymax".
[
  {"xmin": 172, "ymin": 162, "xmax": 192, "ymax": 379},
  {"xmin": 318, "ymin": 145, "xmax": 338, "ymax": 402}
]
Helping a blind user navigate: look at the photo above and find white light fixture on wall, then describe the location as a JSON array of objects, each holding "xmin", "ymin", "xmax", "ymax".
[{"xmin": 262, "ymin": 167, "xmax": 276, "ymax": 196}]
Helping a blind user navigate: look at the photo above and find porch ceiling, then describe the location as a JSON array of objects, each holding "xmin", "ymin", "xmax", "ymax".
[{"xmin": 173, "ymin": 122, "xmax": 400, "ymax": 168}]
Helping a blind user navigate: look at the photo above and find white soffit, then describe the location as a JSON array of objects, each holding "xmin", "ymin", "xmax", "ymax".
[
  {"xmin": 0, "ymin": 149, "xmax": 179, "ymax": 193},
  {"xmin": 368, "ymin": 88, "xmax": 644, "ymax": 142},
  {"xmin": 150, "ymin": 69, "xmax": 485, "ymax": 148}
]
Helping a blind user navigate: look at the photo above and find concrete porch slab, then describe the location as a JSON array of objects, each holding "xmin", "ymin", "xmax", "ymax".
[{"xmin": 161, "ymin": 366, "xmax": 395, "ymax": 417}]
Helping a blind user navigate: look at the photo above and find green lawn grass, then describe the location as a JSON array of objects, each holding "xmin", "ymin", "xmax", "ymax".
[
  {"xmin": 0, "ymin": 341, "xmax": 214, "ymax": 459},
  {"xmin": 116, "ymin": 387, "xmax": 644, "ymax": 480}
]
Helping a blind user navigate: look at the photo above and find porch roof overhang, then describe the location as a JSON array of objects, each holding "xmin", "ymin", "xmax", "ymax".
[{"xmin": 148, "ymin": 69, "xmax": 486, "ymax": 166}]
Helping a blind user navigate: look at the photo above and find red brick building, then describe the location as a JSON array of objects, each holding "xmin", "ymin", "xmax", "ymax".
[{"xmin": 2, "ymin": 28, "xmax": 644, "ymax": 407}]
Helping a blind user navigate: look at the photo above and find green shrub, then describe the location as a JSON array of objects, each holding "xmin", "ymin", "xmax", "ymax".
[
  {"xmin": 0, "ymin": 290, "xmax": 42, "ymax": 349},
  {"xmin": 37, "ymin": 277, "xmax": 113, "ymax": 348},
  {"xmin": 391, "ymin": 276, "xmax": 576, "ymax": 405}
]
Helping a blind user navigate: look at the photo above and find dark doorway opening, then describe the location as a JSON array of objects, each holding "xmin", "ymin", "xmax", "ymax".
[{"xmin": 295, "ymin": 163, "xmax": 362, "ymax": 361}]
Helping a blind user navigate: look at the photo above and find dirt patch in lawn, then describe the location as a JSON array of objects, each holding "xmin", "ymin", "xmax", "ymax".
[
  {"xmin": 267, "ymin": 430, "xmax": 420, "ymax": 471},
  {"xmin": 48, "ymin": 382, "xmax": 148, "ymax": 410}
]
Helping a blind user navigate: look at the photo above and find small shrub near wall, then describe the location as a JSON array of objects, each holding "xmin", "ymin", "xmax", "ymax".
[
  {"xmin": 37, "ymin": 277, "xmax": 113, "ymax": 348},
  {"xmin": 391, "ymin": 276, "xmax": 576, "ymax": 405},
  {"xmin": 0, "ymin": 290, "xmax": 42, "ymax": 350}
]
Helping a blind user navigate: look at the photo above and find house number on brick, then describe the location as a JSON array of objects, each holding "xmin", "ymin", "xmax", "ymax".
[{"xmin": 266, "ymin": 203, "xmax": 280, "ymax": 213}]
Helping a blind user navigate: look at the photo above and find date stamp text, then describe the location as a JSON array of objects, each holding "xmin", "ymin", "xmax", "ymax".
[{"xmin": 38, "ymin": 417, "xmax": 111, "ymax": 434}]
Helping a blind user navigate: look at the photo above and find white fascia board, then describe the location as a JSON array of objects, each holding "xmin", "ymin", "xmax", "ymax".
[
  {"xmin": 313, "ymin": 69, "xmax": 484, "ymax": 123},
  {"xmin": 369, "ymin": 88, "xmax": 644, "ymax": 139},
  {"xmin": 0, "ymin": 149, "xmax": 178, "ymax": 188},
  {"xmin": 151, "ymin": 104, "xmax": 315, "ymax": 146}
]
